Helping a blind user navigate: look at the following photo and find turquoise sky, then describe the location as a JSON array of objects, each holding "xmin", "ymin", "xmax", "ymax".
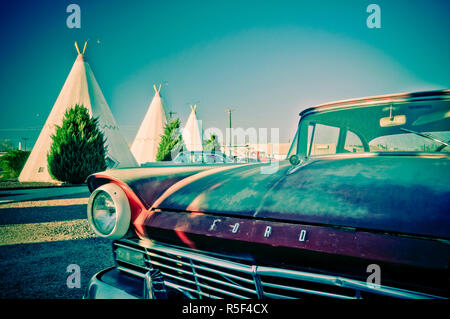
[{"xmin": 1, "ymin": 0, "xmax": 449, "ymax": 148}]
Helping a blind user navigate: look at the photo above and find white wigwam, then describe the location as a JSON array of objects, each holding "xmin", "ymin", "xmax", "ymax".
[
  {"xmin": 131, "ymin": 84, "xmax": 168, "ymax": 164},
  {"xmin": 182, "ymin": 104, "xmax": 203, "ymax": 151},
  {"xmin": 19, "ymin": 42, "xmax": 137, "ymax": 183}
]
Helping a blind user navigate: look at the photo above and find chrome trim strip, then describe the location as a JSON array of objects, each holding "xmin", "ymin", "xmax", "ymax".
[
  {"xmin": 263, "ymin": 292, "xmax": 296, "ymax": 299},
  {"xmin": 252, "ymin": 265, "xmax": 264, "ymax": 299},
  {"xmin": 301, "ymin": 92, "xmax": 450, "ymax": 117},
  {"xmin": 160, "ymin": 271, "xmax": 251, "ymax": 299},
  {"xmin": 190, "ymin": 259, "xmax": 203, "ymax": 299},
  {"xmin": 260, "ymin": 281, "xmax": 356, "ymax": 299},
  {"xmin": 147, "ymin": 250, "xmax": 254, "ymax": 284},
  {"xmin": 196, "ymin": 264, "xmax": 254, "ymax": 284},
  {"xmin": 336, "ymin": 277, "xmax": 443, "ymax": 299},
  {"xmin": 257, "ymin": 266, "xmax": 444, "ymax": 299},
  {"xmin": 115, "ymin": 240, "xmax": 445, "ymax": 299},
  {"xmin": 117, "ymin": 266, "xmax": 146, "ymax": 278},
  {"xmin": 118, "ymin": 264, "xmax": 254, "ymax": 299},
  {"xmin": 116, "ymin": 259, "xmax": 148, "ymax": 271},
  {"xmin": 193, "ymin": 273, "xmax": 257, "ymax": 295},
  {"xmin": 150, "ymin": 260, "xmax": 195, "ymax": 277},
  {"xmin": 136, "ymin": 240, "xmax": 254, "ymax": 273},
  {"xmin": 147, "ymin": 251, "xmax": 193, "ymax": 267},
  {"xmin": 305, "ymin": 152, "xmax": 450, "ymax": 161},
  {"xmin": 114, "ymin": 242, "xmax": 145, "ymax": 253},
  {"xmin": 150, "ymin": 257, "xmax": 257, "ymax": 296},
  {"xmin": 257, "ymin": 266, "xmax": 348, "ymax": 286},
  {"xmin": 116, "ymin": 264, "xmax": 248, "ymax": 299},
  {"xmin": 165, "ymin": 281, "xmax": 221, "ymax": 299}
]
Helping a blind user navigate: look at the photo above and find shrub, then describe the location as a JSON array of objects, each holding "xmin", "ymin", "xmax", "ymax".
[
  {"xmin": 0, "ymin": 150, "xmax": 30, "ymax": 178},
  {"xmin": 0, "ymin": 139, "xmax": 14, "ymax": 152},
  {"xmin": 47, "ymin": 104, "xmax": 107, "ymax": 184},
  {"xmin": 156, "ymin": 118, "xmax": 184, "ymax": 161},
  {"xmin": 204, "ymin": 134, "xmax": 221, "ymax": 152}
]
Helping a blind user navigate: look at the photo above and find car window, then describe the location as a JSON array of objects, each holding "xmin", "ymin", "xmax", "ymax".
[
  {"xmin": 369, "ymin": 131, "xmax": 450, "ymax": 153},
  {"xmin": 173, "ymin": 153, "xmax": 186, "ymax": 163},
  {"xmin": 191, "ymin": 153, "xmax": 202, "ymax": 163},
  {"xmin": 307, "ymin": 123, "xmax": 340, "ymax": 156},
  {"xmin": 297, "ymin": 99, "xmax": 450, "ymax": 156},
  {"xmin": 209, "ymin": 154, "xmax": 225, "ymax": 163},
  {"xmin": 344, "ymin": 131, "xmax": 365, "ymax": 153},
  {"xmin": 287, "ymin": 129, "xmax": 299, "ymax": 159}
]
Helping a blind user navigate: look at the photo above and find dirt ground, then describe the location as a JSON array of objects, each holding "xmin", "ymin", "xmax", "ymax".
[
  {"xmin": 0, "ymin": 180, "xmax": 64, "ymax": 190},
  {"xmin": 0, "ymin": 189, "xmax": 115, "ymax": 298}
]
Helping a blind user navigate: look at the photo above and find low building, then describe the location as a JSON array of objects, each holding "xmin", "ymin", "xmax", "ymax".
[{"xmin": 223, "ymin": 143, "xmax": 291, "ymax": 161}]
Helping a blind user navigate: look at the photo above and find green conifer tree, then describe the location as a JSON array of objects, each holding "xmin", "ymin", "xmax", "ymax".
[
  {"xmin": 47, "ymin": 104, "xmax": 106, "ymax": 184},
  {"xmin": 0, "ymin": 150, "xmax": 30, "ymax": 178},
  {"xmin": 156, "ymin": 118, "xmax": 184, "ymax": 161}
]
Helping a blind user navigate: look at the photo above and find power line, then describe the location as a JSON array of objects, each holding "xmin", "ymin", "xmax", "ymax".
[
  {"xmin": 22, "ymin": 137, "xmax": 29, "ymax": 151},
  {"xmin": 0, "ymin": 127, "xmax": 41, "ymax": 131}
]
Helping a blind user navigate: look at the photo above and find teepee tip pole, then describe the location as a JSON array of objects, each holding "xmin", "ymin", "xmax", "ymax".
[
  {"xmin": 82, "ymin": 41, "xmax": 88, "ymax": 55},
  {"xmin": 74, "ymin": 41, "xmax": 81, "ymax": 54}
]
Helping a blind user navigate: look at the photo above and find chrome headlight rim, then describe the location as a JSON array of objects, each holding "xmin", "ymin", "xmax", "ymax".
[{"xmin": 87, "ymin": 183, "xmax": 131, "ymax": 239}]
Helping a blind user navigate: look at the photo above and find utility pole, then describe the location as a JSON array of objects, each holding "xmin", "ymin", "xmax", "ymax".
[
  {"xmin": 225, "ymin": 109, "xmax": 232, "ymax": 157},
  {"xmin": 22, "ymin": 137, "xmax": 29, "ymax": 151},
  {"xmin": 168, "ymin": 111, "xmax": 177, "ymax": 120}
]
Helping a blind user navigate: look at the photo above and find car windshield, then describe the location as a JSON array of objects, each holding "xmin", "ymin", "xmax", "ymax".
[
  {"xmin": 290, "ymin": 98, "xmax": 450, "ymax": 158},
  {"xmin": 173, "ymin": 151, "xmax": 230, "ymax": 163}
]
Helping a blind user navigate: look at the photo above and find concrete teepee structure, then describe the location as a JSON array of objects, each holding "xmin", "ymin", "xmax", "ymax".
[
  {"xmin": 19, "ymin": 42, "xmax": 137, "ymax": 183},
  {"xmin": 130, "ymin": 84, "xmax": 168, "ymax": 164},
  {"xmin": 182, "ymin": 104, "xmax": 203, "ymax": 151}
]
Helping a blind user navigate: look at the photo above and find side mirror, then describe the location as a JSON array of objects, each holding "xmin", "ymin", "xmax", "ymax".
[{"xmin": 289, "ymin": 154, "xmax": 300, "ymax": 166}]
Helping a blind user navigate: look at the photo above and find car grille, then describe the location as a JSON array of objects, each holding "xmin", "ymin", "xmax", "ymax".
[{"xmin": 113, "ymin": 240, "xmax": 443, "ymax": 299}]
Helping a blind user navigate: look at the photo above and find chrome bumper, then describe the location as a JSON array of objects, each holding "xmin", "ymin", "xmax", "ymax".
[
  {"xmin": 85, "ymin": 268, "xmax": 141, "ymax": 299},
  {"xmin": 85, "ymin": 267, "xmax": 169, "ymax": 299}
]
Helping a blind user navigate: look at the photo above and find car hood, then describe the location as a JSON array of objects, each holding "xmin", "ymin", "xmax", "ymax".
[{"xmin": 90, "ymin": 156, "xmax": 450, "ymax": 239}]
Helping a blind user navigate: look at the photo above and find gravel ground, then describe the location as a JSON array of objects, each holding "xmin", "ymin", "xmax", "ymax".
[
  {"xmin": 0, "ymin": 191, "xmax": 115, "ymax": 299},
  {"xmin": 0, "ymin": 180, "xmax": 64, "ymax": 190}
]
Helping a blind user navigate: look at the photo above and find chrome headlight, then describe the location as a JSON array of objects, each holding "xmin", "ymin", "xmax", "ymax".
[{"xmin": 87, "ymin": 183, "xmax": 131, "ymax": 239}]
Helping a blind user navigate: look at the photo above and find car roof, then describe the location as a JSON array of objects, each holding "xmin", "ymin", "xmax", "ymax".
[{"xmin": 299, "ymin": 89, "xmax": 450, "ymax": 117}]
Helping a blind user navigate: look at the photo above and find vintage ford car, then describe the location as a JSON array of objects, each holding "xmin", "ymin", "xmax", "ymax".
[{"xmin": 85, "ymin": 90, "xmax": 449, "ymax": 299}]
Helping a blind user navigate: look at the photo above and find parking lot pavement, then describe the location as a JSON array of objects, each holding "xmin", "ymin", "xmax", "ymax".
[
  {"xmin": 0, "ymin": 186, "xmax": 115, "ymax": 298},
  {"xmin": 0, "ymin": 238, "xmax": 114, "ymax": 298}
]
